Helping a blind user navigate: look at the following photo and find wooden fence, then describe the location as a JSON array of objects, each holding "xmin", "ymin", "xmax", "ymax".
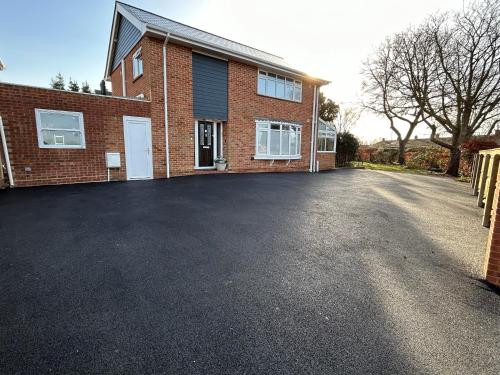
[{"xmin": 471, "ymin": 148, "xmax": 500, "ymax": 227}]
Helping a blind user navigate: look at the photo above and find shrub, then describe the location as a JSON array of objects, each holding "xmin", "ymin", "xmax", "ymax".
[
  {"xmin": 405, "ymin": 148, "xmax": 449, "ymax": 171},
  {"xmin": 357, "ymin": 147, "xmax": 377, "ymax": 162},
  {"xmin": 460, "ymin": 139, "xmax": 497, "ymax": 176},
  {"xmin": 461, "ymin": 139, "xmax": 498, "ymax": 155},
  {"xmin": 372, "ymin": 148, "xmax": 399, "ymax": 164},
  {"xmin": 337, "ymin": 132, "xmax": 359, "ymax": 166}
]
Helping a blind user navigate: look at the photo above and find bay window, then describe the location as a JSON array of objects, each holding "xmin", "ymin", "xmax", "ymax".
[
  {"xmin": 317, "ymin": 120, "xmax": 336, "ymax": 152},
  {"xmin": 255, "ymin": 120, "xmax": 301, "ymax": 159},
  {"xmin": 258, "ymin": 70, "xmax": 302, "ymax": 102}
]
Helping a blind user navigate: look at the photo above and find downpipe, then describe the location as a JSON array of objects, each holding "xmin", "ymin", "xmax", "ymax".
[
  {"xmin": 163, "ymin": 33, "xmax": 171, "ymax": 178},
  {"xmin": 0, "ymin": 116, "xmax": 14, "ymax": 187}
]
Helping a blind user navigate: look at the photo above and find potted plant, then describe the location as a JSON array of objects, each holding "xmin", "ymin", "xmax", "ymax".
[{"xmin": 214, "ymin": 157, "xmax": 227, "ymax": 171}]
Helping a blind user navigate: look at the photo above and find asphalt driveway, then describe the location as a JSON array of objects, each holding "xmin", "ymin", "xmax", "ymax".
[{"xmin": 1, "ymin": 170, "xmax": 499, "ymax": 374}]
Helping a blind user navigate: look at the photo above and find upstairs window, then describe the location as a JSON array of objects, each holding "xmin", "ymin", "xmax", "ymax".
[
  {"xmin": 132, "ymin": 48, "xmax": 143, "ymax": 79},
  {"xmin": 255, "ymin": 120, "xmax": 301, "ymax": 159},
  {"xmin": 35, "ymin": 109, "xmax": 85, "ymax": 149},
  {"xmin": 258, "ymin": 70, "xmax": 302, "ymax": 102},
  {"xmin": 317, "ymin": 121, "xmax": 336, "ymax": 152}
]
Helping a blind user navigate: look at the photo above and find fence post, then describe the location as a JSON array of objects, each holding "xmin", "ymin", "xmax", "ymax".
[
  {"xmin": 472, "ymin": 154, "xmax": 483, "ymax": 196},
  {"xmin": 478, "ymin": 154, "xmax": 491, "ymax": 207},
  {"xmin": 471, "ymin": 154, "xmax": 477, "ymax": 186},
  {"xmin": 482, "ymin": 155, "xmax": 500, "ymax": 227}
]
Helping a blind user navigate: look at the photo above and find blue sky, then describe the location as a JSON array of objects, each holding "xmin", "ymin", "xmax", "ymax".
[
  {"xmin": 0, "ymin": 0, "xmax": 464, "ymax": 142},
  {"xmin": 0, "ymin": 0, "xmax": 201, "ymax": 91}
]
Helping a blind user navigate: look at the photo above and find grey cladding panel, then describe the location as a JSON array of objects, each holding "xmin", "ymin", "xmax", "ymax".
[
  {"xmin": 192, "ymin": 53, "xmax": 228, "ymax": 121},
  {"xmin": 112, "ymin": 16, "xmax": 142, "ymax": 71}
]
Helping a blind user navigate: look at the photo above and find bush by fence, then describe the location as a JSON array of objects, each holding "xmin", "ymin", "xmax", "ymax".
[{"xmin": 355, "ymin": 139, "xmax": 499, "ymax": 176}]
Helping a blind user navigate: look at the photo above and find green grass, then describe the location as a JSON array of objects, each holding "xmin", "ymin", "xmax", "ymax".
[
  {"xmin": 348, "ymin": 162, "xmax": 431, "ymax": 175},
  {"xmin": 345, "ymin": 162, "xmax": 472, "ymax": 181},
  {"xmin": 455, "ymin": 175, "xmax": 471, "ymax": 183}
]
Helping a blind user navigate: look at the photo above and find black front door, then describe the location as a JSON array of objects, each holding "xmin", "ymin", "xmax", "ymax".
[{"xmin": 198, "ymin": 121, "xmax": 214, "ymax": 167}]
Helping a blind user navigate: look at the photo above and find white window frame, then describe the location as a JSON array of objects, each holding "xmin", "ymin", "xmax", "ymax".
[
  {"xmin": 258, "ymin": 70, "xmax": 302, "ymax": 103},
  {"xmin": 254, "ymin": 120, "xmax": 302, "ymax": 160},
  {"xmin": 132, "ymin": 48, "xmax": 143, "ymax": 79},
  {"xmin": 35, "ymin": 109, "xmax": 85, "ymax": 149},
  {"xmin": 317, "ymin": 122, "xmax": 337, "ymax": 153}
]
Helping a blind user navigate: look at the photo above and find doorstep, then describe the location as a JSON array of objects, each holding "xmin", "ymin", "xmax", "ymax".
[{"xmin": 193, "ymin": 169, "xmax": 229, "ymax": 175}]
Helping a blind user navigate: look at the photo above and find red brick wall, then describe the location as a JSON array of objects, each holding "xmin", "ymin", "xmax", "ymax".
[
  {"xmin": 485, "ymin": 173, "xmax": 500, "ymax": 286},
  {"xmin": 226, "ymin": 60, "xmax": 316, "ymax": 173},
  {"xmin": 4, "ymin": 37, "xmax": 321, "ymax": 187},
  {"xmin": 114, "ymin": 37, "xmax": 319, "ymax": 176},
  {"xmin": 111, "ymin": 36, "xmax": 319, "ymax": 177},
  {"xmin": 110, "ymin": 36, "xmax": 168, "ymax": 178},
  {"xmin": 317, "ymin": 152, "xmax": 336, "ymax": 171},
  {"xmin": 0, "ymin": 83, "xmax": 150, "ymax": 187},
  {"xmin": 166, "ymin": 43, "xmax": 195, "ymax": 176},
  {"xmin": 110, "ymin": 35, "xmax": 150, "ymax": 99}
]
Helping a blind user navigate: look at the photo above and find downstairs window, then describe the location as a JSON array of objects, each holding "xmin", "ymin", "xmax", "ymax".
[
  {"xmin": 35, "ymin": 109, "xmax": 85, "ymax": 149},
  {"xmin": 317, "ymin": 121, "xmax": 336, "ymax": 152},
  {"xmin": 255, "ymin": 120, "xmax": 301, "ymax": 159}
]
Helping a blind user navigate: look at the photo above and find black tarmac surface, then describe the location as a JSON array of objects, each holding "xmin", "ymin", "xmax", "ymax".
[{"xmin": 1, "ymin": 170, "xmax": 499, "ymax": 374}]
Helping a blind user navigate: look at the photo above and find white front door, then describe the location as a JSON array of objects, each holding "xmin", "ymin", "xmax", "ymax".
[{"xmin": 123, "ymin": 116, "xmax": 153, "ymax": 180}]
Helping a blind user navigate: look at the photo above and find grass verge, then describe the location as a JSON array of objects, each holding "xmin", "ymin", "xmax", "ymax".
[{"xmin": 349, "ymin": 162, "xmax": 431, "ymax": 175}]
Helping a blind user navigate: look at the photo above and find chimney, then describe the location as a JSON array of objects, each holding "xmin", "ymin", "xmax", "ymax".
[
  {"xmin": 414, "ymin": 135, "xmax": 418, "ymax": 140},
  {"xmin": 382, "ymin": 138, "xmax": 385, "ymax": 141}
]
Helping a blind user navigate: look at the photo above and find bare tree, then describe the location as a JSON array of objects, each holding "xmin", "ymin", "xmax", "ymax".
[
  {"xmin": 334, "ymin": 106, "xmax": 360, "ymax": 134},
  {"xmin": 395, "ymin": 0, "xmax": 500, "ymax": 175},
  {"xmin": 362, "ymin": 38, "xmax": 426, "ymax": 165}
]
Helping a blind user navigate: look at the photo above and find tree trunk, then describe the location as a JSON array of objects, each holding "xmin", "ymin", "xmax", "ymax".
[
  {"xmin": 446, "ymin": 146, "xmax": 461, "ymax": 176},
  {"xmin": 397, "ymin": 142, "xmax": 406, "ymax": 165}
]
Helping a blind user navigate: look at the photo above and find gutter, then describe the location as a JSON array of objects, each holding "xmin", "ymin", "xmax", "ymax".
[
  {"xmin": 163, "ymin": 34, "xmax": 171, "ymax": 178},
  {"xmin": 0, "ymin": 116, "xmax": 14, "ymax": 187}
]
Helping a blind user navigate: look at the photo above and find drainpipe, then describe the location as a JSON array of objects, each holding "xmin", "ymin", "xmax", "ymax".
[
  {"xmin": 0, "ymin": 116, "xmax": 14, "ymax": 187},
  {"xmin": 309, "ymin": 85, "xmax": 317, "ymax": 172},
  {"xmin": 313, "ymin": 87, "xmax": 320, "ymax": 172},
  {"xmin": 163, "ymin": 34, "xmax": 171, "ymax": 178}
]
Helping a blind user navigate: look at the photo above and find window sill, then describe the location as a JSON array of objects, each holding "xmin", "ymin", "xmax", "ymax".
[
  {"xmin": 253, "ymin": 155, "xmax": 301, "ymax": 160},
  {"xmin": 39, "ymin": 145, "xmax": 86, "ymax": 149},
  {"xmin": 133, "ymin": 73, "xmax": 143, "ymax": 82},
  {"xmin": 256, "ymin": 93, "xmax": 302, "ymax": 104},
  {"xmin": 317, "ymin": 151, "xmax": 336, "ymax": 154}
]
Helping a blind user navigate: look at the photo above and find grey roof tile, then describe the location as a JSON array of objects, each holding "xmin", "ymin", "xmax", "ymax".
[{"xmin": 119, "ymin": 2, "xmax": 299, "ymax": 72}]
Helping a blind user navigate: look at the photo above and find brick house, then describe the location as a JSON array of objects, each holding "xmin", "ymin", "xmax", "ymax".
[{"xmin": 0, "ymin": 1, "xmax": 334, "ymax": 187}]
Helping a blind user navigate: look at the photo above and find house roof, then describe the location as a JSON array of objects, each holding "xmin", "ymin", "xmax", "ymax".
[{"xmin": 105, "ymin": 2, "xmax": 329, "ymax": 84}]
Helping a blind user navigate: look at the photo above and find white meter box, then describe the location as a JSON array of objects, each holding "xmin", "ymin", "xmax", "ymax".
[{"xmin": 106, "ymin": 152, "xmax": 121, "ymax": 168}]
